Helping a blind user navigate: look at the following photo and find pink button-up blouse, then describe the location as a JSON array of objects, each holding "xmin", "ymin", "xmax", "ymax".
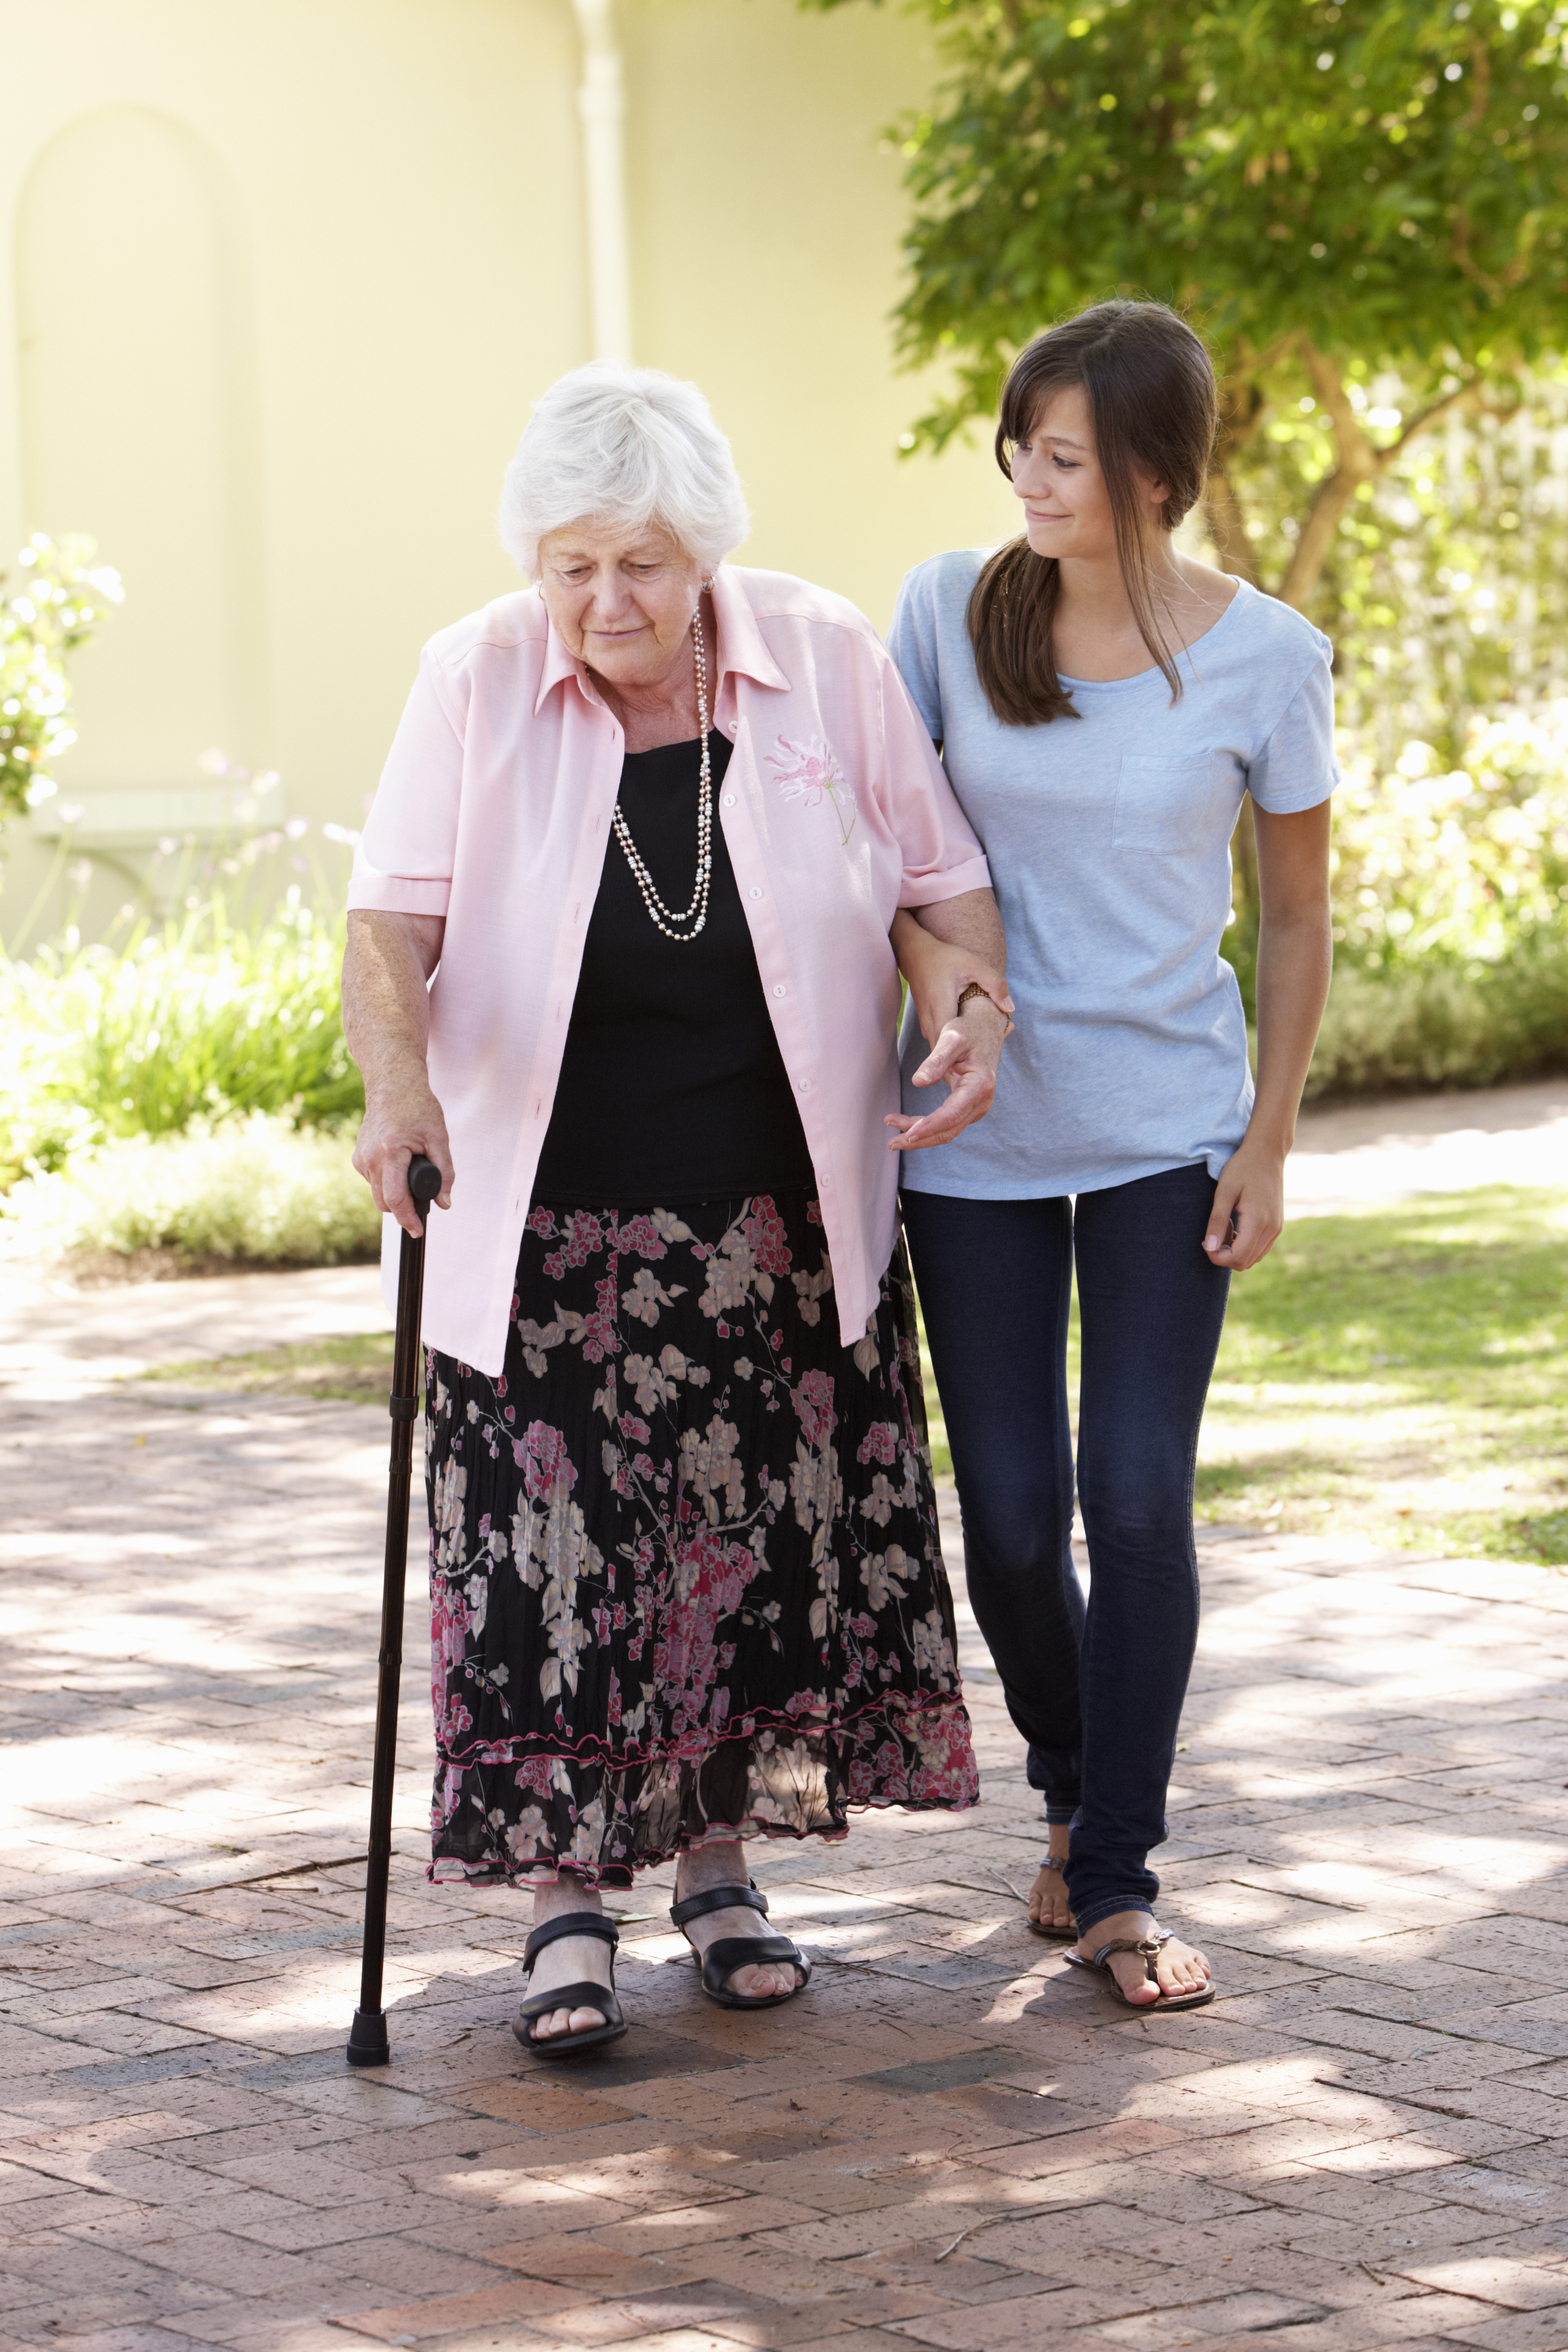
[{"xmin": 348, "ymin": 562, "xmax": 991, "ymax": 1376}]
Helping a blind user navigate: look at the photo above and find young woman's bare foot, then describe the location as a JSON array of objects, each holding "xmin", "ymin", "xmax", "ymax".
[
  {"xmin": 1027, "ymin": 1832, "xmax": 1074, "ymax": 1934},
  {"xmin": 1072, "ymin": 1910, "xmax": 1210, "ymax": 2005},
  {"xmin": 526, "ymin": 1879, "xmax": 617, "ymax": 2042},
  {"xmin": 674, "ymin": 1839, "xmax": 804, "ymax": 2001}
]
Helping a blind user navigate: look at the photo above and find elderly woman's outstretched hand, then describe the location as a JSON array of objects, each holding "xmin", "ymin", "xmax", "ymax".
[
  {"xmin": 885, "ymin": 994, "xmax": 1009, "ymax": 1153},
  {"xmin": 886, "ymin": 899, "xmax": 1011, "ymax": 1154}
]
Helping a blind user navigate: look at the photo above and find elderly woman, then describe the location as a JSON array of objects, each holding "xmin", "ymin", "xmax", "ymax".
[{"xmin": 343, "ymin": 363, "xmax": 1011, "ymax": 2058}]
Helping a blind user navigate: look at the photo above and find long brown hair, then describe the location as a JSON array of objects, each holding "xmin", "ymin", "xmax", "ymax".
[{"xmin": 968, "ymin": 301, "xmax": 1217, "ymax": 726}]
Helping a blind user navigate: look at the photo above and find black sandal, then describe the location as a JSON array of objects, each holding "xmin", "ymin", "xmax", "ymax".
[
  {"xmin": 669, "ymin": 1881, "xmax": 811, "ymax": 2011},
  {"xmin": 513, "ymin": 1913, "xmax": 628, "ymax": 2058}
]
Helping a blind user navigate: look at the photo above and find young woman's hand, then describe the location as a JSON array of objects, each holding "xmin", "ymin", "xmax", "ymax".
[
  {"xmin": 1203, "ymin": 1136, "xmax": 1286, "ymax": 1271},
  {"xmin": 885, "ymin": 993, "xmax": 1010, "ymax": 1153}
]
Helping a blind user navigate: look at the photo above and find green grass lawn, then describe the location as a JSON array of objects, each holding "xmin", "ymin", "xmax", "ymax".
[
  {"xmin": 137, "ymin": 1187, "xmax": 1567, "ymax": 1569},
  {"xmin": 138, "ymin": 1330, "xmax": 398, "ymax": 1404},
  {"xmin": 921, "ymin": 1186, "xmax": 1568, "ymax": 1567}
]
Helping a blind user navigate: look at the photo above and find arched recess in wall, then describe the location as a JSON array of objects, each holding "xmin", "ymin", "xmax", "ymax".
[{"xmin": 15, "ymin": 107, "xmax": 267, "ymax": 791}]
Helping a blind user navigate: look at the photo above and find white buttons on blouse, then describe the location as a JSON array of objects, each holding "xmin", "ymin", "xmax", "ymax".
[
  {"xmin": 772, "ymin": 983, "xmax": 787, "ymax": 998},
  {"xmin": 747, "ymin": 884, "xmax": 763, "ymax": 899}
]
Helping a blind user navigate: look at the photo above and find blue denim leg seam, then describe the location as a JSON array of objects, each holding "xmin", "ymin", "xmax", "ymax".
[{"xmin": 1071, "ymin": 1894, "xmax": 1160, "ymax": 1943}]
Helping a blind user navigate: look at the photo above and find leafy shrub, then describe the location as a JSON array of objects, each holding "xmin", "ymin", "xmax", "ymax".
[
  {"xmin": 0, "ymin": 845, "xmax": 363, "ymax": 1191},
  {"xmin": 0, "ymin": 1114, "xmax": 380, "ymax": 1268},
  {"xmin": 1290, "ymin": 701, "xmax": 1568, "ymax": 1098},
  {"xmin": 1306, "ymin": 941, "xmax": 1568, "ymax": 1099}
]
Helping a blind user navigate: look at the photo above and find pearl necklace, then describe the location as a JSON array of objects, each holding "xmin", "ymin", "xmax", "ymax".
[{"xmin": 611, "ymin": 610, "xmax": 712, "ymax": 942}]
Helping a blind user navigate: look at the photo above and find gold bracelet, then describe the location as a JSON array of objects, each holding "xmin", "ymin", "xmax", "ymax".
[
  {"xmin": 957, "ymin": 981, "xmax": 1000, "ymax": 1016},
  {"xmin": 956, "ymin": 981, "xmax": 1014, "ymax": 1035}
]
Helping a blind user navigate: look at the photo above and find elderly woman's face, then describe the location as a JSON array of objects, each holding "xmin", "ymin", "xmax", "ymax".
[{"xmin": 538, "ymin": 521, "xmax": 703, "ymax": 689}]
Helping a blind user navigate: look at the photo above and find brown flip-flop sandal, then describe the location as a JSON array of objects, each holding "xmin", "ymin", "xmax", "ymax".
[
  {"xmin": 1026, "ymin": 1854, "xmax": 1077, "ymax": 1942},
  {"xmin": 1064, "ymin": 1930, "xmax": 1215, "ymax": 2010}
]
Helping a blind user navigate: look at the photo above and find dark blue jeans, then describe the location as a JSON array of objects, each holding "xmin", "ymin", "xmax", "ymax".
[{"xmin": 901, "ymin": 1164, "xmax": 1230, "ymax": 1940}]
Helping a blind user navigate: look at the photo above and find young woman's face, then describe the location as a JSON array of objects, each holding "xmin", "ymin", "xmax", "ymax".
[
  {"xmin": 1010, "ymin": 382, "xmax": 1167, "ymax": 562},
  {"xmin": 538, "ymin": 520, "xmax": 703, "ymax": 689}
]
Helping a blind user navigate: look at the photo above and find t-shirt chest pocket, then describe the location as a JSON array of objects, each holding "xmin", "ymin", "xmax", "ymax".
[{"xmin": 1112, "ymin": 753, "xmax": 1234, "ymax": 854}]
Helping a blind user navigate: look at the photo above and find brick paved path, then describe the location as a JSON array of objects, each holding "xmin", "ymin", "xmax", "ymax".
[{"xmin": 4, "ymin": 1333, "xmax": 1568, "ymax": 2348}]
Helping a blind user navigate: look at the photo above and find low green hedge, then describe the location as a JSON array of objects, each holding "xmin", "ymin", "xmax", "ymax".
[
  {"xmin": 1306, "ymin": 936, "xmax": 1568, "ymax": 1100},
  {"xmin": 0, "ymin": 1114, "xmax": 380, "ymax": 1269}
]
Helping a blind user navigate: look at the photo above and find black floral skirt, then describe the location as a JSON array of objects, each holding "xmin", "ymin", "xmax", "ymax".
[{"xmin": 424, "ymin": 1191, "xmax": 977, "ymax": 1886}]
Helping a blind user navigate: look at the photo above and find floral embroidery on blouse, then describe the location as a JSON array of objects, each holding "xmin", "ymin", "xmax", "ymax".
[{"xmin": 768, "ymin": 735, "xmax": 858, "ymax": 845}]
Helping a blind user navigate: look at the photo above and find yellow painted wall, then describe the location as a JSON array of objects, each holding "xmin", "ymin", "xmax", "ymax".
[
  {"xmin": 622, "ymin": 0, "xmax": 1016, "ymax": 618},
  {"xmin": 0, "ymin": 0, "xmax": 1016, "ymax": 947}
]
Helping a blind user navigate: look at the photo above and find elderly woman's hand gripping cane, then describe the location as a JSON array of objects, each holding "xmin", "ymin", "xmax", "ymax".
[{"xmin": 346, "ymin": 909, "xmax": 456, "ymax": 1235}]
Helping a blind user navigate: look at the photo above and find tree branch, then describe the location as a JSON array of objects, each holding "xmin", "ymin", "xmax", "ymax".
[
  {"xmin": 1386, "ymin": 379, "xmax": 1475, "ymax": 460},
  {"xmin": 1278, "ymin": 351, "xmax": 1481, "ymax": 608},
  {"xmin": 1277, "ymin": 344, "xmax": 1379, "ymax": 609},
  {"xmin": 1465, "ymin": 38, "xmax": 1491, "ymax": 132},
  {"xmin": 1452, "ymin": 210, "xmax": 1504, "ymax": 304}
]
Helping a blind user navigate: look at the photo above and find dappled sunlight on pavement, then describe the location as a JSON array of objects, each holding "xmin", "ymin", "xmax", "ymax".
[
  {"xmin": 2, "ymin": 1279, "xmax": 1568, "ymax": 2350},
  {"xmin": 1285, "ymin": 1077, "xmax": 1568, "ymax": 1218}
]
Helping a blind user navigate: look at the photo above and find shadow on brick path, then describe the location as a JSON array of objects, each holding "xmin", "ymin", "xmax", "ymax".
[{"xmin": 3, "ymin": 1366, "xmax": 1567, "ymax": 2352}]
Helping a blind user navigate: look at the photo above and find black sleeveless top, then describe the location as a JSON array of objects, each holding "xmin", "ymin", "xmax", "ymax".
[{"xmin": 532, "ymin": 732, "xmax": 814, "ymax": 1205}]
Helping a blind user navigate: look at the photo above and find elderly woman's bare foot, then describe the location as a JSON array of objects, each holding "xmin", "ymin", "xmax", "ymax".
[
  {"xmin": 673, "ymin": 1839, "xmax": 806, "ymax": 2003},
  {"xmin": 525, "ymin": 1880, "xmax": 618, "ymax": 2043},
  {"xmin": 1070, "ymin": 1909, "xmax": 1211, "ymax": 2006},
  {"xmin": 1027, "ymin": 1835, "xmax": 1074, "ymax": 1936}
]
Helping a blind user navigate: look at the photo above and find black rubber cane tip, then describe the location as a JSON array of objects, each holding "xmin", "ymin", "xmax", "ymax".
[
  {"xmin": 407, "ymin": 1155, "xmax": 441, "ymax": 1209},
  {"xmin": 346, "ymin": 2007, "xmax": 390, "ymax": 2067}
]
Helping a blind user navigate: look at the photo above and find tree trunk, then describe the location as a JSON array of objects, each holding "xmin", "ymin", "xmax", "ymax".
[
  {"xmin": 1209, "ymin": 364, "xmax": 1271, "ymax": 947},
  {"xmin": 1203, "ymin": 462, "xmax": 1263, "ymax": 588},
  {"xmin": 1206, "ymin": 364, "xmax": 1273, "ymax": 590}
]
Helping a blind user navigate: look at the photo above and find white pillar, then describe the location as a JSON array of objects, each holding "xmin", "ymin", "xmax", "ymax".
[{"xmin": 572, "ymin": 0, "xmax": 633, "ymax": 363}]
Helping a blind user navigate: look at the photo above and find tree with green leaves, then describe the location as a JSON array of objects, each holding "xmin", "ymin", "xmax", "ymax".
[{"xmin": 810, "ymin": 0, "xmax": 1568, "ymax": 611}]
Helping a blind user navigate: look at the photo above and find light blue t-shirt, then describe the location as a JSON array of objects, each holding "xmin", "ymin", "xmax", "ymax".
[{"xmin": 891, "ymin": 553, "xmax": 1338, "ymax": 1200}]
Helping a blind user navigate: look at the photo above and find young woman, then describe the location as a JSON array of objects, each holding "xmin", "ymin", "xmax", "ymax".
[{"xmin": 888, "ymin": 300, "xmax": 1335, "ymax": 2012}]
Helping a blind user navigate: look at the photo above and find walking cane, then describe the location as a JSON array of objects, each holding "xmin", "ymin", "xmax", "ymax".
[{"xmin": 347, "ymin": 1151, "xmax": 442, "ymax": 2067}]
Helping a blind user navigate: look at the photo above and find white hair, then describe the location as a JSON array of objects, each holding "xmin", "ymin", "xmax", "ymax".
[{"xmin": 499, "ymin": 362, "xmax": 750, "ymax": 580}]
